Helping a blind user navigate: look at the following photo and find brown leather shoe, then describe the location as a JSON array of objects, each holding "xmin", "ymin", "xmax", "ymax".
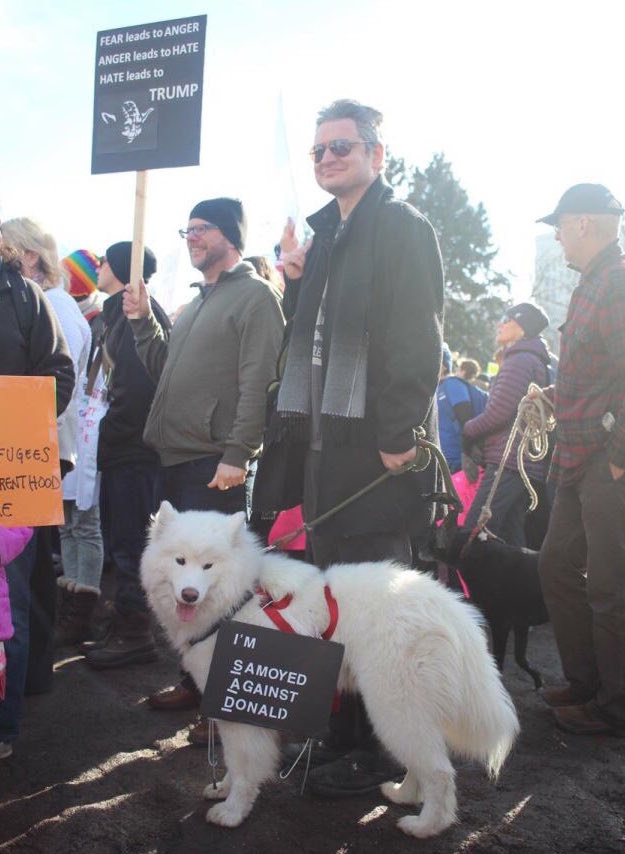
[
  {"xmin": 542, "ymin": 684, "xmax": 594, "ymax": 708},
  {"xmin": 187, "ymin": 716, "xmax": 210, "ymax": 746},
  {"xmin": 554, "ymin": 703, "xmax": 623, "ymax": 736},
  {"xmin": 187, "ymin": 716, "xmax": 221, "ymax": 746},
  {"xmin": 148, "ymin": 682, "xmax": 201, "ymax": 711}
]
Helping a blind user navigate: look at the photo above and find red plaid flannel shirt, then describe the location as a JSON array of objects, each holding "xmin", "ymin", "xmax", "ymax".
[{"xmin": 550, "ymin": 240, "xmax": 625, "ymax": 486}]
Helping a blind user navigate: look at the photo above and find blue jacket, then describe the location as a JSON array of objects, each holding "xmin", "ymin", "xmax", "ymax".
[{"xmin": 437, "ymin": 376, "xmax": 472, "ymax": 472}]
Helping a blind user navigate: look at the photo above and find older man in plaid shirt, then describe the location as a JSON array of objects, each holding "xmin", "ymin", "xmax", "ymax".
[{"xmin": 536, "ymin": 183, "xmax": 625, "ymax": 737}]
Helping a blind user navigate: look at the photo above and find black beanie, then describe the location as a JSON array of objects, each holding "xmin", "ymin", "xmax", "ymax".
[
  {"xmin": 504, "ymin": 302, "xmax": 549, "ymax": 338},
  {"xmin": 105, "ymin": 241, "xmax": 157, "ymax": 285},
  {"xmin": 188, "ymin": 198, "xmax": 247, "ymax": 253}
]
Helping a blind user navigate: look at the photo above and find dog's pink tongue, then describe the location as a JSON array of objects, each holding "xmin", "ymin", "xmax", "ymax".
[{"xmin": 176, "ymin": 602, "xmax": 197, "ymax": 622}]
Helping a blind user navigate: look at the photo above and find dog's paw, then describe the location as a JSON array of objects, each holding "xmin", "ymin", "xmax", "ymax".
[
  {"xmin": 205, "ymin": 801, "xmax": 246, "ymax": 827},
  {"xmin": 397, "ymin": 813, "xmax": 453, "ymax": 839},
  {"xmin": 203, "ymin": 779, "xmax": 229, "ymax": 801},
  {"xmin": 381, "ymin": 777, "xmax": 421, "ymax": 805}
]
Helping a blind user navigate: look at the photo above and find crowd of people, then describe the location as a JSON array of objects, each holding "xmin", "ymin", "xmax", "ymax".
[{"xmin": 1, "ymin": 99, "xmax": 624, "ymax": 780}]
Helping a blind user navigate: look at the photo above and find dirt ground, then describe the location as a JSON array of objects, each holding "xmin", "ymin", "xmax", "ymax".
[{"xmin": 1, "ymin": 589, "xmax": 624, "ymax": 854}]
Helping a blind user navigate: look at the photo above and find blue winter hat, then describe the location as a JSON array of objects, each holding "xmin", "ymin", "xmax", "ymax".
[{"xmin": 503, "ymin": 303, "xmax": 549, "ymax": 338}]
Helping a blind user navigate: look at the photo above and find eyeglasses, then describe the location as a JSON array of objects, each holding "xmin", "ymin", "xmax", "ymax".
[
  {"xmin": 553, "ymin": 214, "xmax": 586, "ymax": 235},
  {"xmin": 178, "ymin": 223, "xmax": 219, "ymax": 239},
  {"xmin": 309, "ymin": 139, "xmax": 367, "ymax": 164}
]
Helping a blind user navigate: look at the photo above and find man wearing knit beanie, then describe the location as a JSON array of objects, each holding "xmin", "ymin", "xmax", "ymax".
[
  {"xmin": 84, "ymin": 241, "xmax": 171, "ymax": 671},
  {"xmin": 188, "ymin": 198, "xmax": 247, "ymax": 253},
  {"xmin": 121, "ymin": 199, "xmax": 284, "ymax": 729},
  {"xmin": 103, "ymin": 241, "xmax": 157, "ymax": 287}
]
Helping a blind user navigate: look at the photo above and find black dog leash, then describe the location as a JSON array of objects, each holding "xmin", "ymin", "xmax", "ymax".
[{"xmin": 268, "ymin": 429, "xmax": 463, "ymax": 552}]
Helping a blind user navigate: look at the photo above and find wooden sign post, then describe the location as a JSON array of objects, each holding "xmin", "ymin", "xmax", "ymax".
[{"xmin": 128, "ymin": 170, "xmax": 148, "ymax": 309}]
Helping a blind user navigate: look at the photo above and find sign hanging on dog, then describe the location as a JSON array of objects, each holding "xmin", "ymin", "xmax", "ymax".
[
  {"xmin": 0, "ymin": 376, "xmax": 63, "ymax": 527},
  {"xmin": 91, "ymin": 14, "xmax": 207, "ymax": 174},
  {"xmin": 202, "ymin": 621, "xmax": 344, "ymax": 735}
]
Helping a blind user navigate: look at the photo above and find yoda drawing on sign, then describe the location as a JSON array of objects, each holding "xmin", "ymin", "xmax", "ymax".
[{"xmin": 101, "ymin": 100, "xmax": 154, "ymax": 144}]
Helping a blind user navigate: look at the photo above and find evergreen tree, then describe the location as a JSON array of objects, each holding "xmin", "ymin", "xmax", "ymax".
[{"xmin": 386, "ymin": 152, "xmax": 510, "ymax": 368}]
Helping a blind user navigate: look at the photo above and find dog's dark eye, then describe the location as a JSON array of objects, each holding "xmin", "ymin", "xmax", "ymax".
[
  {"xmin": 175, "ymin": 557, "xmax": 186, "ymax": 566},
  {"xmin": 203, "ymin": 563, "xmax": 213, "ymax": 571}
]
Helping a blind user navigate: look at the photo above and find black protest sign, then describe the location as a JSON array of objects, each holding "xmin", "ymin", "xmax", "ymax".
[
  {"xmin": 202, "ymin": 621, "xmax": 344, "ymax": 736},
  {"xmin": 92, "ymin": 15, "xmax": 206, "ymax": 174}
]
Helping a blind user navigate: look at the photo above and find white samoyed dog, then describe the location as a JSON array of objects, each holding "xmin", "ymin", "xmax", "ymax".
[{"xmin": 141, "ymin": 502, "xmax": 519, "ymax": 840}]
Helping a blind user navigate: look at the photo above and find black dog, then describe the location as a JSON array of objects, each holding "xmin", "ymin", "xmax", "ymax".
[{"xmin": 426, "ymin": 516, "xmax": 549, "ymax": 688}]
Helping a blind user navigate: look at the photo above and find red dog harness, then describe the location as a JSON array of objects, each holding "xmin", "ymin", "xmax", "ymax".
[
  {"xmin": 257, "ymin": 585, "xmax": 339, "ymax": 640},
  {"xmin": 258, "ymin": 585, "xmax": 340, "ymax": 713}
]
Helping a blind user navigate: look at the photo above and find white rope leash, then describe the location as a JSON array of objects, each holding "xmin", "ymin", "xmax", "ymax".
[{"xmin": 476, "ymin": 383, "xmax": 556, "ymax": 529}]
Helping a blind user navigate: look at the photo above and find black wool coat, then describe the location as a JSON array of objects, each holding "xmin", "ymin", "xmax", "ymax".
[
  {"xmin": 0, "ymin": 265, "xmax": 75, "ymax": 415},
  {"xmin": 97, "ymin": 290, "xmax": 171, "ymax": 470},
  {"xmin": 253, "ymin": 177, "xmax": 444, "ymax": 538}
]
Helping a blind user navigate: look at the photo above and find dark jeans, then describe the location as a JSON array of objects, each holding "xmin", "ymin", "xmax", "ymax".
[
  {"xmin": 303, "ymin": 449, "xmax": 411, "ymax": 751},
  {"xmin": 538, "ymin": 450, "xmax": 625, "ymax": 724},
  {"xmin": 25, "ymin": 528, "xmax": 56, "ymax": 695},
  {"xmin": 0, "ymin": 532, "xmax": 37, "ymax": 743},
  {"xmin": 101, "ymin": 463, "xmax": 161, "ymax": 615},
  {"xmin": 464, "ymin": 464, "xmax": 530, "ymax": 547},
  {"xmin": 524, "ymin": 479, "xmax": 553, "ymax": 551},
  {"xmin": 161, "ymin": 455, "xmax": 247, "ymax": 514}
]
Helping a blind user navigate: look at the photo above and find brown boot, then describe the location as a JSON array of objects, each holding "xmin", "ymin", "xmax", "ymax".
[
  {"xmin": 55, "ymin": 587, "xmax": 100, "ymax": 647},
  {"xmin": 84, "ymin": 609, "xmax": 157, "ymax": 669}
]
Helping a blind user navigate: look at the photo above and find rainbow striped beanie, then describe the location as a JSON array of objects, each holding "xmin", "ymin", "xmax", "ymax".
[{"xmin": 62, "ymin": 249, "xmax": 101, "ymax": 297}]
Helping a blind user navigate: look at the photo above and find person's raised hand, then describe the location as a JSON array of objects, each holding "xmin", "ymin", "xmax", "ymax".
[
  {"xmin": 123, "ymin": 279, "xmax": 150, "ymax": 319},
  {"xmin": 280, "ymin": 218, "xmax": 312, "ymax": 280}
]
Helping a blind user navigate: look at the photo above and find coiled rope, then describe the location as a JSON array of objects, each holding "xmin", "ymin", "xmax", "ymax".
[{"xmin": 476, "ymin": 383, "xmax": 556, "ymax": 531}]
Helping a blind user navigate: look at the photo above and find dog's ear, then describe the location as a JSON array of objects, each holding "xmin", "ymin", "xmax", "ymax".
[
  {"xmin": 227, "ymin": 511, "xmax": 248, "ymax": 545},
  {"xmin": 150, "ymin": 500, "xmax": 177, "ymax": 539}
]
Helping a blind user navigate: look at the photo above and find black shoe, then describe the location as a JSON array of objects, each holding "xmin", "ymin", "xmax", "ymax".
[
  {"xmin": 282, "ymin": 739, "xmax": 348, "ymax": 769},
  {"xmin": 54, "ymin": 590, "xmax": 99, "ymax": 647},
  {"xmin": 79, "ymin": 601, "xmax": 117, "ymax": 654},
  {"xmin": 306, "ymin": 748, "xmax": 404, "ymax": 798},
  {"xmin": 84, "ymin": 611, "xmax": 157, "ymax": 670}
]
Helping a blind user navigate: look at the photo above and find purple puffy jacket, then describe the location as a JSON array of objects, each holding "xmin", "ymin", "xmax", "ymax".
[
  {"xmin": 0, "ymin": 527, "xmax": 34, "ymax": 641},
  {"xmin": 463, "ymin": 336, "xmax": 552, "ymax": 481}
]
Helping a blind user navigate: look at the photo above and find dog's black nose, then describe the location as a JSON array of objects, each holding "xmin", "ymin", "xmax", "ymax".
[{"xmin": 181, "ymin": 587, "xmax": 199, "ymax": 604}]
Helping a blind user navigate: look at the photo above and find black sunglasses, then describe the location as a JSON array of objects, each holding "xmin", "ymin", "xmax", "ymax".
[{"xmin": 309, "ymin": 139, "xmax": 367, "ymax": 164}]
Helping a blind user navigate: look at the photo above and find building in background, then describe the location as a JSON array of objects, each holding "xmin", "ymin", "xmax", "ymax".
[{"xmin": 532, "ymin": 233, "xmax": 577, "ymax": 356}]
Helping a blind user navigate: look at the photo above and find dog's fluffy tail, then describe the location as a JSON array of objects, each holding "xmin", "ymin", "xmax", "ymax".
[{"xmin": 444, "ymin": 607, "xmax": 520, "ymax": 777}]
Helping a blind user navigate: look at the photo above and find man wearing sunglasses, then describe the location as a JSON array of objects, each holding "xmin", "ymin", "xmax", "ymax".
[
  {"xmin": 122, "ymin": 198, "xmax": 284, "ymax": 727},
  {"xmin": 254, "ymin": 100, "xmax": 444, "ymax": 795}
]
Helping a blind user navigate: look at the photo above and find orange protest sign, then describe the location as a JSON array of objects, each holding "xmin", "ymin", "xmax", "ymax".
[{"xmin": 0, "ymin": 376, "xmax": 64, "ymax": 527}]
